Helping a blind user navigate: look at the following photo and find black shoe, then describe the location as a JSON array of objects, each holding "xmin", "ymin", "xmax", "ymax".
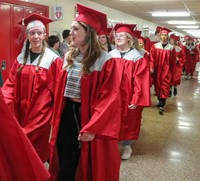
[
  {"xmin": 168, "ymin": 90, "xmax": 172, "ymax": 97},
  {"xmin": 174, "ymin": 88, "xmax": 177, "ymax": 96},
  {"xmin": 159, "ymin": 107, "xmax": 164, "ymax": 115},
  {"xmin": 157, "ymin": 103, "xmax": 161, "ymax": 107}
]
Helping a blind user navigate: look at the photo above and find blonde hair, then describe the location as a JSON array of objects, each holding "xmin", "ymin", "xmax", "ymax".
[
  {"xmin": 126, "ymin": 33, "xmax": 134, "ymax": 48},
  {"xmin": 132, "ymin": 36, "xmax": 141, "ymax": 52}
]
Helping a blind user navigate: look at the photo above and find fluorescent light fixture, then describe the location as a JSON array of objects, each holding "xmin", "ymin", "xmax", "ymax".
[
  {"xmin": 152, "ymin": 12, "xmax": 190, "ymax": 17},
  {"xmin": 184, "ymin": 30, "xmax": 199, "ymax": 32},
  {"xmin": 188, "ymin": 32, "xmax": 200, "ymax": 38},
  {"xmin": 176, "ymin": 26, "xmax": 199, "ymax": 29},
  {"xmin": 168, "ymin": 21, "xmax": 195, "ymax": 24},
  {"xmin": 183, "ymin": 30, "xmax": 200, "ymax": 37}
]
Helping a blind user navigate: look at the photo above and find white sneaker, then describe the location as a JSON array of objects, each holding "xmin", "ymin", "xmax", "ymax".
[{"xmin": 121, "ymin": 145, "xmax": 132, "ymax": 160}]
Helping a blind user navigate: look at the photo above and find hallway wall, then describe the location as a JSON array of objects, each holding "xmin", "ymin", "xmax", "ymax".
[{"xmin": 28, "ymin": 0, "xmax": 157, "ymax": 38}]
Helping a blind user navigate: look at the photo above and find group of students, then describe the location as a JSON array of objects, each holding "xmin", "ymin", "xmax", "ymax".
[
  {"xmin": 0, "ymin": 3, "xmax": 199, "ymax": 181},
  {"xmin": 47, "ymin": 29, "xmax": 71, "ymax": 58},
  {"xmin": 148, "ymin": 27, "xmax": 199, "ymax": 115}
]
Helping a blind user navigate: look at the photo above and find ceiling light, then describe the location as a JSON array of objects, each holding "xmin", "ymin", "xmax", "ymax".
[
  {"xmin": 183, "ymin": 30, "xmax": 200, "ymax": 37},
  {"xmin": 152, "ymin": 12, "xmax": 190, "ymax": 17},
  {"xmin": 188, "ymin": 32, "xmax": 200, "ymax": 38},
  {"xmin": 184, "ymin": 30, "xmax": 200, "ymax": 32},
  {"xmin": 176, "ymin": 26, "xmax": 199, "ymax": 29},
  {"xmin": 168, "ymin": 21, "xmax": 196, "ymax": 24}
]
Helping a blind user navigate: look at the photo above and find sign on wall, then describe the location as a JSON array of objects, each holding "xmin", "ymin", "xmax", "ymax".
[{"xmin": 52, "ymin": 6, "xmax": 63, "ymax": 20}]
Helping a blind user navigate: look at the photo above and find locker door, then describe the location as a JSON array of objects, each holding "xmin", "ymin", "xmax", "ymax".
[
  {"xmin": 0, "ymin": 3, "xmax": 11, "ymax": 82},
  {"xmin": 0, "ymin": 1, "xmax": 49, "ymax": 82},
  {"xmin": 35, "ymin": 8, "xmax": 45, "ymax": 16},
  {"xmin": 10, "ymin": 5, "xmax": 24, "ymax": 65},
  {"xmin": 24, "ymin": 7, "xmax": 35, "ymax": 16}
]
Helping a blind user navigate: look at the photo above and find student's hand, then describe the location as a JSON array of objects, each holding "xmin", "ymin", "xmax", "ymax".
[
  {"xmin": 78, "ymin": 133, "xmax": 95, "ymax": 141},
  {"xmin": 128, "ymin": 104, "xmax": 137, "ymax": 109}
]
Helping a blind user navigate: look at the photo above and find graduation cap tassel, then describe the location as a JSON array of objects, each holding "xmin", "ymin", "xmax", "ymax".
[{"xmin": 15, "ymin": 25, "xmax": 26, "ymax": 45}]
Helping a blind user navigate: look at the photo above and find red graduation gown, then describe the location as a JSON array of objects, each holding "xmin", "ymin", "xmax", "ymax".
[
  {"xmin": 150, "ymin": 42, "xmax": 176, "ymax": 98},
  {"xmin": 171, "ymin": 46, "xmax": 185, "ymax": 86},
  {"xmin": 109, "ymin": 49, "xmax": 151, "ymax": 141},
  {"xmin": 1, "ymin": 48, "xmax": 63, "ymax": 162},
  {"xmin": 0, "ymin": 89, "xmax": 50, "ymax": 181},
  {"xmin": 49, "ymin": 51, "xmax": 122, "ymax": 181},
  {"xmin": 190, "ymin": 46, "xmax": 199, "ymax": 75},
  {"xmin": 181, "ymin": 43, "xmax": 198, "ymax": 76}
]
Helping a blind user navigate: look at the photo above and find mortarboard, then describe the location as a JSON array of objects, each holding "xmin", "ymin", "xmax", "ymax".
[
  {"xmin": 98, "ymin": 27, "xmax": 114, "ymax": 36},
  {"xmin": 18, "ymin": 13, "xmax": 53, "ymax": 33},
  {"xmin": 75, "ymin": 4, "xmax": 107, "ymax": 35},
  {"xmin": 114, "ymin": 23, "xmax": 136, "ymax": 35},
  {"xmin": 160, "ymin": 27, "xmax": 171, "ymax": 35},
  {"xmin": 132, "ymin": 30, "xmax": 142, "ymax": 38},
  {"xmin": 170, "ymin": 34, "xmax": 180, "ymax": 41},
  {"xmin": 138, "ymin": 36, "xmax": 146, "ymax": 43},
  {"xmin": 155, "ymin": 26, "xmax": 162, "ymax": 34},
  {"xmin": 184, "ymin": 35, "xmax": 192, "ymax": 41}
]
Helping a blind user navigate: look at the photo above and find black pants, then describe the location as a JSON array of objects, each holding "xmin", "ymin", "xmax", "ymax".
[
  {"xmin": 158, "ymin": 97, "xmax": 166, "ymax": 108},
  {"xmin": 57, "ymin": 98, "xmax": 81, "ymax": 181}
]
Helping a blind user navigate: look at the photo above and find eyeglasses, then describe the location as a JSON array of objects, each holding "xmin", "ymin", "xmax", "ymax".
[
  {"xmin": 115, "ymin": 33, "xmax": 127, "ymax": 38},
  {"xmin": 28, "ymin": 31, "xmax": 44, "ymax": 36}
]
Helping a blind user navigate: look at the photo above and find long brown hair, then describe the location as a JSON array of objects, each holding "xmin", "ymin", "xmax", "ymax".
[
  {"xmin": 66, "ymin": 22, "xmax": 101, "ymax": 74},
  {"xmin": 98, "ymin": 35, "xmax": 112, "ymax": 52}
]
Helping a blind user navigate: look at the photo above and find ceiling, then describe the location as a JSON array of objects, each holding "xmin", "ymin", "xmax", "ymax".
[{"xmin": 89, "ymin": 0, "xmax": 200, "ymax": 37}]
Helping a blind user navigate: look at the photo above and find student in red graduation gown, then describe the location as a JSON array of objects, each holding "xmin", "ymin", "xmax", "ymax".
[
  {"xmin": 146, "ymin": 26, "xmax": 162, "ymax": 52},
  {"xmin": 138, "ymin": 36, "xmax": 150, "ymax": 60},
  {"xmin": 150, "ymin": 28, "xmax": 176, "ymax": 115},
  {"xmin": 188, "ymin": 38, "xmax": 199, "ymax": 78},
  {"xmin": 49, "ymin": 4, "xmax": 122, "ymax": 181},
  {"xmin": 181, "ymin": 35, "xmax": 191, "ymax": 77},
  {"xmin": 109, "ymin": 24, "xmax": 151, "ymax": 160},
  {"xmin": 138, "ymin": 36, "xmax": 153, "ymax": 87},
  {"xmin": 0, "ymin": 89, "xmax": 50, "ymax": 181},
  {"xmin": 169, "ymin": 34, "xmax": 185, "ymax": 96},
  {"xmin": 181, "ymin": 35, "xmax": 198, "ymax": 80},
  {"xmin": 98, "ymin": 27, "xmax": 115, "ymax": 52},
  {"xmin": 1, "ymin": 13, "xmax": 63, "ymax": 163}
]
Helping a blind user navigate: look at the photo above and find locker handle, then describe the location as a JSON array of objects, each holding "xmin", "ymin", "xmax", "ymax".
[{"xmin": 1, "ymin": 60, "xmax": 6, "ymax": 70}]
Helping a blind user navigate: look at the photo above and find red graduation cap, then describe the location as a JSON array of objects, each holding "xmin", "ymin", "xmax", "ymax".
[
  {"xmin": 155, "ymin": 26, "xmax": 162, "ymax": 34},
  {"xmin": 138, "ymin": 36, "xmax": 146, "ymax": 43},
  {"xmin": 160, "ymin": 27, "xmax": 171, "ymax": 35},
  {"xmin": 18, "ymin": 13, "xmax": 53, "ymax": 33},
  {"xmin": 184, "ymin": 35, "xmax": 192, "ymax": 41},
  {"xmin": 170, "ymin": 34, "xmax": 180, "ymax": 41},
  {"xmin": 75, "ymin": 4, "xmax": 107, "ymax": 35},
  {"xmin": 98, "ymin": 27, "xmax": 113, "ymax": 36},
  {"xmin": 107, "ymin": 27, "xmax": 113, "ymax": 36},
  {"xmin": 132, "ymin": 30, "xmax": 142, "ymax": 38},
  {"xmin": 114, "ymin": 23, "xmax": 136, "ymax": 35}
]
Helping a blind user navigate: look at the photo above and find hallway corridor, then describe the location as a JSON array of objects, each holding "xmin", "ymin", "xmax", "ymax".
[{"xmin": 120, "ymin": 71, "xmax": 200, "ymax": 181}]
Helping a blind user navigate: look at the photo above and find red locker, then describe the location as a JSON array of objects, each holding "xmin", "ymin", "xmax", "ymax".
[
  {"xmin": 0, "ymin": 3, "xmax": 11, "ymax": 81},
  {"xmin": 0, "ymin": 0, "xmax": 49, "ymax": 82}
]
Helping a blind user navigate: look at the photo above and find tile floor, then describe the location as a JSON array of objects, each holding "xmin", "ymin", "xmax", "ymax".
[{"xmin": 119, "ymin": 71, "xmax": 200, "ymax": 181}]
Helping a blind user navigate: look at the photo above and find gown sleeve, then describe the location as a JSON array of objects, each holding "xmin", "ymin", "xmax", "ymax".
[
  {"xmin": 130, "ymin": 57, "xmax": 151, "ymax": 106},
  {"xmin": 80, "ymin": 58, "xmax": 123, "ymax": 140}
]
